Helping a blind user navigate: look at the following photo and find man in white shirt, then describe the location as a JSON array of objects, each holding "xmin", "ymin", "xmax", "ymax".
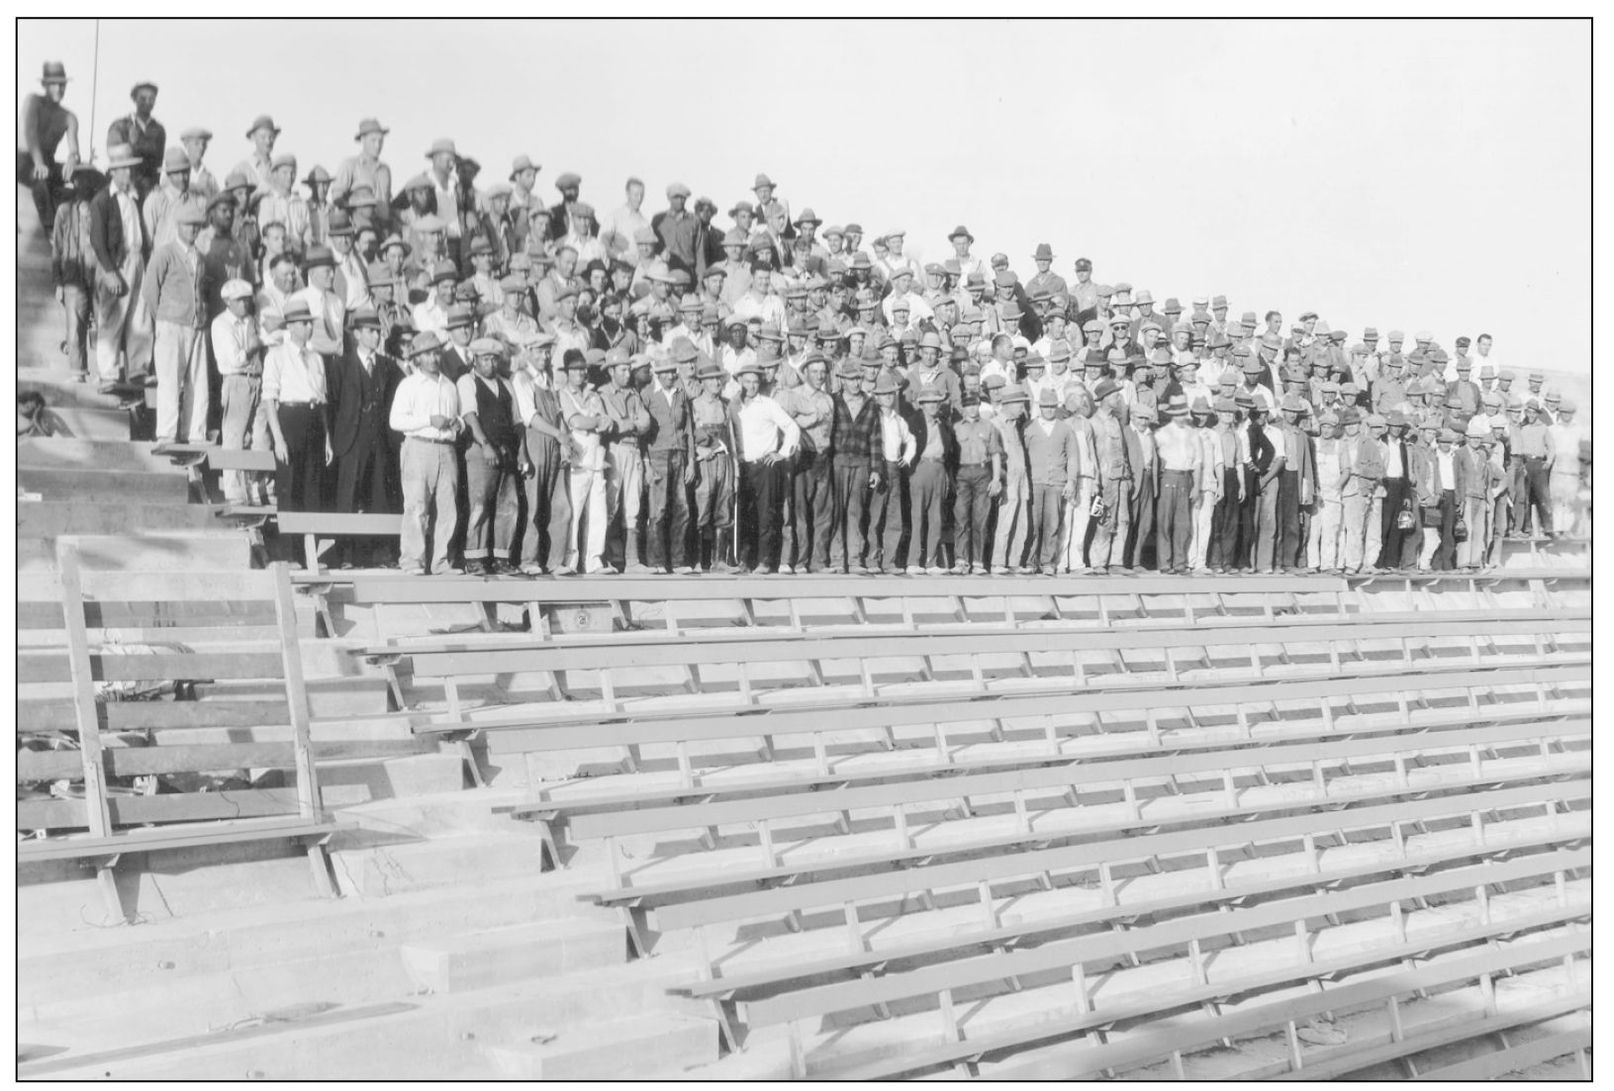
[
  {"xmin": 388, "ymin": 331, "xmax": 463, "ymax": 575},
  {"xmin": 295, "ymin": 246, "xmax": 346, "ymax": 358},
  {"xmin": 730, "ymin": 264, "xmax": 789, "ymax": 329},
  {"xmin": 263, "ymin": 299, "xmax": 331, "ymax": 517},
  {"xmin": 732, "ymin": 360, "xmax": 801, "ymax": 573},
  {"xmin": 881, "ymin": 267, "xmax": 934, "ymax": 326},
  {"xmin": 599, "ymin": 176, "xmax": 648, "ymax": 259},
  {"xmin": 328, "ymin": 212, "xmax": 371, "ymax": 312},
  {"xmin": 556, "ymin": 349, "xmax": 612, "ymax": 574},
  {"xmin": 212, "ymin": 279, "xmax": 265, "ymax": 504},
  {"xmin": 867, "ymin": 371, "xmax": 917, "ymax": 573},
  {"xmin": 412, "ymin": 262, "xmax": 457, "ymax": 335}
]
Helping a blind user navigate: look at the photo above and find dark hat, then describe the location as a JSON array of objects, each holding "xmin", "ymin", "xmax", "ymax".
[
  {"xmin": 948, "ymin": 224, "xmax": 975, "ymax": 242},
  {"xmin": 303, "ymin": 164, "xmax": 332, "ymax": 187},
  {"xmin": 303, "ymin": 245, "xmax": 336, "ymax": 269},
  {"xmin": 281, "ymin": 299, "xmax": 314, "ymax": 325},
  {"xmin": 326, "ymin": 210, "xmax": 354, "ymax": 237},
  {"xmin": 446, "ymin": 304, "xmax": 475, "ymax": 329},
  {"xmin": 355, "ymin": 118, "xmax": 389, "ymax": 141},
  {"xmin": 1092, "ymin": 378, "xmax": 1122, "ymax": 401},
  {"xmin": 245, "ymin": 114, "xmax": 281, "ymax": 139},
  {"xmin": 40, "ymin": 61, "xmax": 69, "ymax": 85},
  {"xmin": 555, "ymin": 171, "xmax": 581, "ymax": 191},
  {"xmin": 350, "ymin": 305, "xmax": 383, "ymax": 330}
]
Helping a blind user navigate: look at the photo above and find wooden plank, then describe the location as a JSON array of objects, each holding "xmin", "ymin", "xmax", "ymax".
[
  {"xmin": 52, "ymin": 546, "xmax": 114, "ymax": 851},
  {"xmin": 18, "ymin": 698, "xmax": 294, "ymax": 734},
  {"xmin": 18, "ymin": 651, "xmax": 284, "ymax": 685},
  {"xmin": 274, "ymin": 563, "xmax": 326, "ymax": 824},
  {"xmin": 18, "ymin": 738, "xmax": 433, "ymax": 781},
  {"xmin": 570, "ymin": 718, "xmax": 1581, "ymax": 843},
  {"xmin": 274, "ymin": 511, "xmax": 402, "ymax": 537},
  {"xmin": 16, "ymin": 816, "xmax": 346, "ymax": 864},
  {"xmin": 18, "ymin": 598, "xmax": 279, "ymax": 631},
  {"xmin": 740, "ymin": 852, "xmax": 1587, "ymax": 1029},
  {"xmin": 645, "ymin": 778, "xmax": 1589, "ymax": 928},
  {"xmin": 478, "ymin": 660, "xmax": 1592, "ymax": 753},
  {"xmin": 17, "ymin": 569, "xmax": 279, "ymax": 604},
  {"xmin": 202, "ymin": 447, "xmax": 277, "ymax": 472},
  {"xmin": 18, "ymin": 788, "xmax": 304, "ymax": 830},
  {"xmin": 408, "ymin": 614, "xmax": 1591, "ymax": 679},
  {"xmin": 1411, "ymin": 1026, "xmax": 1592, "ymax": 1081}
]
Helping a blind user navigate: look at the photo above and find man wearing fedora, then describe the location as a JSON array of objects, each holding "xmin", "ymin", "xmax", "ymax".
[
  {"xmin": 21, "ymin": 61, "xmax": 81, "ymax": 231},
  {"xmin": 50, "ymin": 164, "xmax": 100, "ymax": 383},
  {"xmin": 106, "ymin": 79, "xmax": 165, "ymax": 199},
  {"xmin": 390, "ymin": 332, "xmax": 464, "ymax": 576},
  {"xmin": 142, "ymin": 147, "xmax": 206, "ymax": 251},
  {"xmin": 88, "ymin": 143, "xmax": 153, "ymax": 391},
  {"xmin": 328, "ymin": 305, "xmax": 404, "ymax": 566},
  {"xmin": 1026, "ymin": 244, "xmax": 1067, "ymax": 300},
  {"xmin": 751, "ymin": 173, "xmax": 791, "ymax": 244},
  {"xmin": 331, "ymin": 118, "xmax": 393, "ymax": 234},
  {"xmin": 263, "ymin": 299, "xmax": 332, "ymax": 517},
  {"xmin": 423, "ymin": 139, "xmax": 466, "ymax": 265},
  {"xmin": 232, "ymin": 114, "xmax": 281, "ymax": 195}
]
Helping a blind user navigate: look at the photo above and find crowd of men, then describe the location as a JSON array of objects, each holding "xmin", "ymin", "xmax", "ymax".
[{"xmin": 25, "ymin": 64, "xmax": 1591, "ymax": 576}]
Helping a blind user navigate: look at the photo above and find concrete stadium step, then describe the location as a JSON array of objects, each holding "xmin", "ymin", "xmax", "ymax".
[
  {"xmin": 42, "ymin": 406, "xmax": 133, "ymax": 441},
  {"xmin": 20, "ymin": 465, "xmax": 192, "ymax": 504},
  {"xmin": 328, "ymin": 831, "xmax": 567, "ymax": 899},
  {"xmin": 20, "ymin": 531, "xmax": 252, "ymax": 572},
  {"xmin": 18, "ymin": 436, "xmax": 190, "ymax": 473},
  {"xmin": 21, "ymin": 955, "xmax": 710, "ymax": 1081},
  {"xmin": 486, "ymin": 1013, "xmax": 720, "ymax": 1080},
  {"xmin": 339, "ymin": 785, "xmax": 537, "ymax": 838},
  {"xmin": 19, "ymin": 499, "xmax": 238, "ymax": 538},
  {"xmin": 18, "ymin": 369, "xmax": 131, "ymax": 411},
  {"xmin": 400, "ymin": 917, "xmax": 625, "ymax": 993}
]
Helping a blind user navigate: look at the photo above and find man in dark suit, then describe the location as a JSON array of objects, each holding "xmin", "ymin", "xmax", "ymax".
[
  {"xmin": 640, "ymin": 355, "xmax": 697, "ymax": 573},
  {"xmin": 327, "ymin": 306, "xmax": 403, "ymax": 566}
]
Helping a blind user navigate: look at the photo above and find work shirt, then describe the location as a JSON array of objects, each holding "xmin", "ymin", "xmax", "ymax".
[
  {"xmin": 778, "ymin": 383, "xmax": 834, "ymax": 456},
  {"xmin": 263, "ymin": 339, "xmax": 329, "ymax": 405},
  {"xmin": 735, "ymin": 395, "xmax": 801, "ymax": 461},
  {"xmin": 257, "ymin": 189, "xmax": 312, "ymax": 250},
  {"xmin": 954, "ymin": 417, "xmax": 1002, "ymax": 467},
  {"xmin": 1024, "ymin": 417, "xmax": 1081, "ymax": 487},
  {"xmin": 1515, "ymin": 422, "xmax": 1554, "ymax": 461},
  {"xmin": 211, "ymin": 310, "xmax": 260, "ymax": 376},
  {"xmin": 330, "ymin": 156, "xmax": 393, "ymax": 224},
  {"xmin": 142, "ymin": 183, "xmax": 206, "ymax": 252},
  {"xmin": 390, "ymin": 370, "xmax": 460, "ymax": 440},
  {"xmin": 558, "ymin": 385, "xmax": 608, "ymax": 471},
  {"xmin": 294, "ymin": 286, "xmax": 346, "ymax": 356},
  {"xmin": 1547, "ymin": 422, "xmax": 1584, "ymax": 475},
  {"xmin": 877, "ymin": 410, "xmax": 917, "ymax": 464}
]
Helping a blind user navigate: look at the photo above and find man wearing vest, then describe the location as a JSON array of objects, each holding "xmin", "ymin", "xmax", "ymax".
[
  {"xmin": 829, "ymin": 360, "xmax": 880, "ymax": 574},
  {"xmin": 456, "ymin": 338, "xmax": 526, "ymax": 575},
  {"xmin": 511, "ymin": 340, "xmax": 572, "ymax": 576}
]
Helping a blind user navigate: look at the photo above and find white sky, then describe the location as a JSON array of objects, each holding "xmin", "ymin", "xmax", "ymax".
[{"xmin": 17, "ymin": 18, "xmax": 1592, "ymax": 376}]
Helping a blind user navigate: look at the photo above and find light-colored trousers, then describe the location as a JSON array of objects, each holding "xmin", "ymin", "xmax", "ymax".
[
  {"xmin": 1190, "ymin": 491, "xmax": 1216, "ymax": 569},
  {"xmin": 567, "ymin": 465, "xmax": 609, "ymax": 572},
  {"xmin": 94, "ymin": 255, "xmax": 150, "ymax": 382},
  {"xmin": 1551, "ymin": 474, "xmax": 1579, "ymax": 537},
  {"xmin": 1458, "ymin": 496, "xmax": 1491, "ymax": 567},
  {"xmin": 400, "ymin": 439, "xmax": 460, "ymax": 574},
  {"xmin": 1058, "ymin": 479, "xmax": 1097, "ymax": 571},
  {"xmin": 219, "ymin": 373, "xmax": 268, "ymax": 502},
  {"xmin": 152, "ymin": 320, "xmax": 210, "ymax": 444},
  {"xmin": 1310, "ymin": 494, "xmax": 1343, "ymax": 571},
  {"xmin": 1340, "ymin": 492, "xmax": 1382, "ymax": 572},
  {"xmin": 992, "ymin": 481, "xmax": 1030, "ymax": 570}
]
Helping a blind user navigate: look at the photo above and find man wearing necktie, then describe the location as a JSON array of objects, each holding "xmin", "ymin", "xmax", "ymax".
[{"xmin": 329, "ymin": 306, "xmax": 403, "ymax": 566}]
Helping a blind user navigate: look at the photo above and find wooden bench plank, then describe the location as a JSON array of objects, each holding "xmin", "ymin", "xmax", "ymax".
[
  {"xmin": 1410, "ymin": 1025, "xmax": 1592, "ymax": 1081},
  {"xmin": 274, "ymin": 511, "xmax": 402, "ymax": 536},
  {"xmin": 742, "ymin": 850, "xmax": 1588, "ymax": 1029},
  {"xmin": 18, "ymin": 698, "xmax": 295, "ymax": 734},
  {"xmin": 642, "ymin": 777, "xmax": 1589, "ymax": 925},
  {"xmin": 18, "ymin": 787, "xmax": 305, "ymax": 830},
  {"xmin": 18, "ymin": 738, "xmax": 434, "ymax": 781},
  {"xmin": 937, "ymin": 930, "xmax": 1591, "ymax": 1082},
  {"xmin": 18, "ymin": 569, "xmax": 280, "ymax": 603},
  {"xmin": 408, "ymin": 613, "xmax": 1591, "ymax": 679},
  {"xmin": 18, "ymin": 598, "xmax": 280, "ymax": 631},
  {"xmin": 676, "ymin": 833, "xmax": 1587, "ymax": 1003},
  {"xmin": 18, "ymin": 651, "xmax": 285, "ymax": 685},
  {"xmin": 572, "ymin": 718, "xmax": 1584, "ymax": 843},
  {"xmin": 476, "ymin": 659, "xmax": 1592, "ymax": 752},
  {"xmin": 16, "ymin": 816, "xmax": 347, "ymax": 863}
]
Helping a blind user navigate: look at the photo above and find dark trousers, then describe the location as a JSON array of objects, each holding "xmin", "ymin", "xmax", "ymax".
[
  {"xmin": 1209, "ymin": 468, "xmax": 1240, "ymax": 569},
  {"xmin": 1434, "ymin": 489, "xmax": 1458, "ymax": 569},
  {"xmin": 464, "ymin": 444, "xmax": 519, "ymax": 560},
  {"xmin": 1380, "ymin": 476, "xmax": 1412, "ymax": 567},
  {"xmin": 1520, "ymin": 457, "xmax": 1552, "ymax": 535},
  {"xmin": 334, "ymin": 426, "xmax": 399, "ymax": 564},
  {"xmin": 830, "ymin": 458, "xmax": 870, "ymax": 569},
  {"xmin": 1156, "ymin": 470, "xmax": 1194, "ymax": 572},
  {"xmin": 909, "ymin": 460, "xmax": 949, "ymax": 568},
  {"xmin": 790, "ymin": 450, "xmax": 834, "ymax": 570},
  {"xmin": 518, "ymin": 434, "xmax": 570, "ymax": 571},
  {"xmin": 1029, "ymin": 483, "xmax": 1063, "ymax": 569},
  {"xmin": 1276, "ymin": 469, "xmax": 1301, "ymax": 570},
  {"xmin": 865, "ymin": 460, "xmax": 907, "ymax": 571},
  {"xmin": 275, "ymin": 404, "xmax": 327, "ymax": 514},
  {"xmin": 1507, "ymin": 457, "xmax": 1528, "ymax": 532},
  {"xmin": 645, "ymin": 449, "xmax": 691, "ymax": 569},
  {"xmin": 1124, "ymin": 473, "xmax": 1156, "ymax": 569},
  {"xmin": 1238, "ymin": 466, "xmax": 1260, "ymax": 569},
  {"xmin": 952, "ymin": 464, "xmax": 992, "ymax": 567},
  {"xmin": 738, "ymin": 459, "xmax": 785, "ymax": 570}
]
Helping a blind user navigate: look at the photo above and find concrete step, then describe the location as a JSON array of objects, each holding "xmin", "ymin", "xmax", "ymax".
[
  {"xmin": 487, "ymin": 1013, "xmax": 720, "ymax": 1079},
  {"xmin": 46, "ymin": 406, "xmax": 133, "ymax": 441},
  {"xmin": 20, "ymin": 531, "xmax": 252, "ymax": 572},
  {"xmin": 18, "ymin": 436, "xmax": 187, "ymax": 473},
  {"xmin": 329, "ymin": 832, "xmax": 557, "ymax": 899},
  {"xmin": 21, "ymin": 957, "xmax": 709, "ymax": 1080},
  {"xmin": 338, "ymin": 785, "xmax": 536, "ymax": 838},
  {"xmin": 19, "ymin": 499, "xmax": 238, "ymax": 538},
  {"xmin": 400, "ymin": 917, "xmax": 626, "ymax": 993},
  {"xmin": 18, "ymin": 371, "xmax": 131, "ymax": 412},
  {"xmin": 20, "ymin": 465, "xmax": 191, "ymax": 504}
]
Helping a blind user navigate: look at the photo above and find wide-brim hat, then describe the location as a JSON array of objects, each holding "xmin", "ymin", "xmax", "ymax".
[
  {"xmin": 245, "ymin": 114, "xmax": 281, "ymax": 139},
  {"xmin": 948, "ymin": 224, "xmax": 974, "ymax": 242},
  {"xmin": 425, "ymin": 138, "xmax": 458, "ymax": 159},
  {"xmin": 40, "ymin": 61, "xmax": 69, "ymax": 85},
  {"xmin": 104, "ymin": 143, "xmax": 143, "ymax": 170},
  {"xmin": 509, "ymin": 154, "xmax": 540, "ymax": 180},
  {"xmin": 355, "ymin": 117, "xmax": 389, "ymax": 141},
  {"xmin": 162, "ymin": 147, "xmax": 191, "ymax": 174}
]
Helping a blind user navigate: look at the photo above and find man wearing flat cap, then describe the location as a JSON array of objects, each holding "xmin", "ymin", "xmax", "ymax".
[
  {"xmin": 141, "ymin": 202, "xmax": 211, "ymax": 449},
  {"xmin": 331, "ymin": 118, "xmax": 393, "ymax": 234},
  {"xmin": 212, "ymin": 278, "xmax": 267, "ymax": 504},
  {"xmin": 106, "ymin": 80, "xmax": 165, "ymax": 199}
]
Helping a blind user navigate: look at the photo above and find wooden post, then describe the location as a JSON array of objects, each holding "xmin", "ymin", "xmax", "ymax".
[
  {"xmin": 273, "ymin": 563, "xmax": 325, "ymax": 824},
  {"xmin": 55, "ymin": 545, "xmax": 125, "ymax": 922}
]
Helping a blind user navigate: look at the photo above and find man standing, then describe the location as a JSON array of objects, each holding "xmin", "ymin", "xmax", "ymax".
[
  {"xmin": 211, "ymin": 279, "xmax": 264, "ymax": 505},
  {"xmin": 106, "ymin": 80, "xmax": 165, "ymax": 199},
  {"xmin": 1512, "ymin": 401, "xmax": 1555, "ymax": 537},
  {"xmin": 1456, "ymin": 420, "xmax": 1494, "ymax": 569},
  {"xmin": 1273, "ymin": 395, "xmax": 1314, "ymax": 571},
  {"xmin": 1188, "ymin": 396, "xmax": 1224, "ymax": 572},
  {"xmin": 601, "ymin": 350, "xmax": 651, "ymax": 573},
  {"xmin": 88, "ymin": 143, "xmax": 151, "ymax": 391},
  {"xmin": 233, "ymin": 114, "xmax": 282, "ymax": 194},
  {"xmin": 989, "ymin": 384, "xmax": 1032, "ymax": 573},
  {"xmin": 1547, "ymin": 399, "xmax": 1585, "ymax": 537},
  {"xmin": 1339, "ymin": 410, "xmax": 1388, "ymax": 574},
  {"xmin": 329, "ymin": 306, "xmax": 404, "ymax": 566},
  {"xmin": 511, "ymin": 340, "xmax": 572, "ymax": 575},
  {"xmin": 263, "ymin": 300, "xmax": 331, "ymax": 516},
  {"xmin": 457, "ymin": 339, "xmax": 526, "ymax": 575},
  {"xmin": 556, "ymin": 350, "xmax": 611, "ymax": 574},
  {"xmin": 829, "ymin": 360, "xmax": 880, "ymax": 574},
  {"xmin": 600, "ymin": 176, "xmax": 648, "ymax": 259},
  {"xmin": 908, "ymin": 387, "xmax": 957, "ymax": 574},
  {"xmin": 331, "ymin": 118, "xmax": 393, "ymax": 234},
  {"xmin": 732, "ymin": 361, "xmax": 801, "ymax": 573},
  {"xmin": 866, "ymin": 372, "xmax": 916, "ymax": 574},
  {"xmin": 951, "ymin": 392, "xmax": 1003, "ymax": 574},
  {"xmin": 1023, "ymin": 389, "xmax": 1082, "ymax": 575},
  {"xmin": 1088, "ymin": 379, "xmax": 1133, "ymax": 574},
  {"xmin": 141, "ymin": 147, "xmax": 204, "ymax": 251},
  {"xmin": 641, "ymin": 356, "xmax": 697, "ymax": 574},
  {"xmin": 691, "ymin": 361, "xmax": 738, "ymax": 572},
  {"xmin": 1249, "ymin": 400, "xmax": 1285, "ymax": 572},
  {"xmin": 653, "ymin": 183, "xmax": 699, "ymax": 279},
  {"xmin": 1152, "ymin": 396, "xmax": 1201, "ymax": 574},
  {"xmin": 1309, "ymin": 411, "xmax": 1345, "ymax": 572},
  {"xmin": 49, "ymin": 165, "xmax": 96, "ymax": 383},
  {"xmin": 141, "ymin": 203, "xmax": 210, "ymax": 449},
  {"xmin": 389, "ymin": 332, "xmax": 463, "ymax": 576},
  {"xmin": 779, "ymin": 353, "xmax": 835, "ymax": 573},
  {"xmin": 1207, "ymin": 395, "xmax": 1244, "ymax": 573}
]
